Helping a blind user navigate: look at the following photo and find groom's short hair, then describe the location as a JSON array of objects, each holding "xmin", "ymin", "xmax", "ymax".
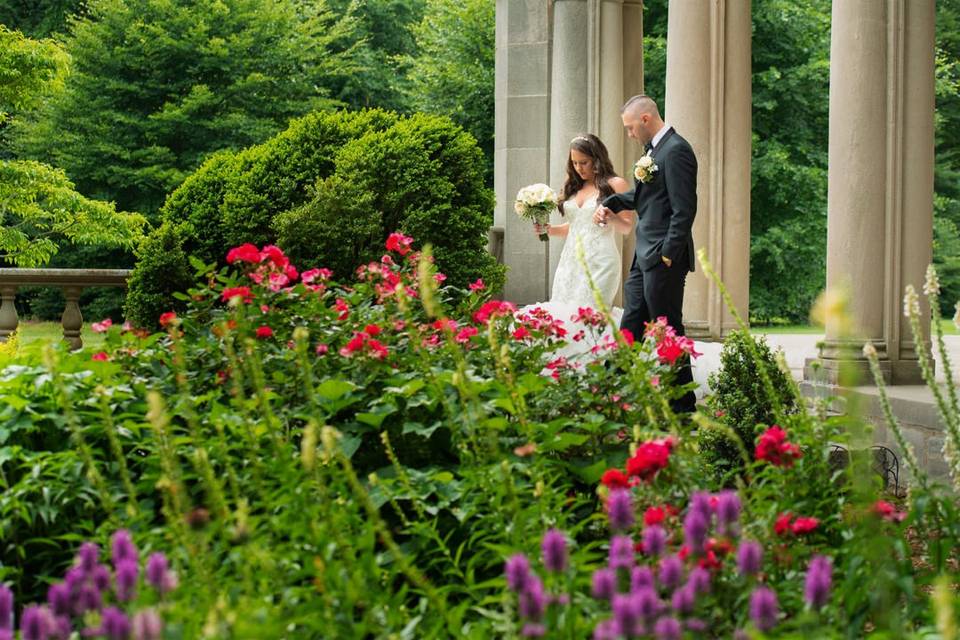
[{"xmin": 621, "ymin": 95, "xmax": 660, "ymax": 118}]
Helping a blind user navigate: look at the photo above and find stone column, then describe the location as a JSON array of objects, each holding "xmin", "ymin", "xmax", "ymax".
[
  {"xmin": 664, "ymin": 0, "xmax": 752, "ymax": 340},
  {"xmin": 816, "ymin": 0, "xmax": 934, "ymax": 384},
  {"xmin": 620, "ymin": 0, "xmax": 644, "ymax": 292},
  {"xmin": 0, "ymin": 286, "xmax": 18, "ymax": 342},
  {"xmin": 548, "ymin": 0, "xmax": 591, "ymax": 293},
  {"xmin": 496, "ymin": 0, "xmax": 552, "ymax": 304}
]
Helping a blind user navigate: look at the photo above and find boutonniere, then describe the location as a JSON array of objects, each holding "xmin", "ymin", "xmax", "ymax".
[{"xmin": 634, "ymin": 151, "xmax": 659, "ymax": 183}]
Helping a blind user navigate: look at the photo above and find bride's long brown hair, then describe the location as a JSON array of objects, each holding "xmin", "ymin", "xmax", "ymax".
[{"xmin": 558, "ymin": 133, "xmax": 618, "ymax": 215}]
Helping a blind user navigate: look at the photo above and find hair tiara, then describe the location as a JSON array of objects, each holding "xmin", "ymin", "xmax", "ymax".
[{"xmin": 571, "ymin": 135, "xmax": 590, "ymax": 144}]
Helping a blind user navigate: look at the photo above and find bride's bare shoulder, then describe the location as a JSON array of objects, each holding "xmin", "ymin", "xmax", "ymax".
[{"xmin": 608, "ymin": 176, "xmax": 630, "ymax": 193}]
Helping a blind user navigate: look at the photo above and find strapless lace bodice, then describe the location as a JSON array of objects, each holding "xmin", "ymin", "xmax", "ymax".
[{"xmin": 550, "ymin": 196, "xmax": 622, "ymax": 308}]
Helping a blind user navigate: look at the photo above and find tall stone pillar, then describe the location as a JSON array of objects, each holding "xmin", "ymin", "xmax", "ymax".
[
  {"xmin": 620, "ymin": 0, "xmax": 644, "ymax": 292},
  {"xmin": 496, "ymin": 0, "xmax": 552, "ymax": 304},
  {"xmin": 548, "ymin": 0, "xmax": 591, "ymax": 293},
  {"xmin": 664, "ymin": 0, "xmax": 752, "ymax": 340},
  {"xmin": 817, "ymin": 0, "xmax": 934, "ymax": 384}
]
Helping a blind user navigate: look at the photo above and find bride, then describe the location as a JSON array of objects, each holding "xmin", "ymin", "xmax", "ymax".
[{"xmin": 527, "ymin": 134, "xmax": 635, "ymax": 358}]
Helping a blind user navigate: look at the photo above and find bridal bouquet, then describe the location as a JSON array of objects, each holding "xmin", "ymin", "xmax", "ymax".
[{"xmin": 514, "ymin": 183, "xmax": 558, "ymax": 242}]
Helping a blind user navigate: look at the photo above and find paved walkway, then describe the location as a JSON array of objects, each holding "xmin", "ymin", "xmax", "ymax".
[{"xmin": 691, "ymin": 333, "xmax": 960, "ymax": 400}]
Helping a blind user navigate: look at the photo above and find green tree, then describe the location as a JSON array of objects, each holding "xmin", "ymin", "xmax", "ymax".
[
  {"xmin": 0, "ymin": 26, "xmax": 144, "ymax": 267},
  {"xmin": 404, "ymin": 0, "xmax": 494, "ymax": 181},
  {"xmin": 12, "ymin": 0, "xmax": 359, "ymax": 217},
  {"xmin": 0, "ymin": 0, "xmax": 84, "ymax": 37},
  {"xmin": 934, "ymin": 0, "xmax": 960, "ymax": 312}
]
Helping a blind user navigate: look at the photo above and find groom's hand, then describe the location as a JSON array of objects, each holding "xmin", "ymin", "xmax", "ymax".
[{"xmin": 593, "ymin": 206, "xmax": 610, "ymax": 226}]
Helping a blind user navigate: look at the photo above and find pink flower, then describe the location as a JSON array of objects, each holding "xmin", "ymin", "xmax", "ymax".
[
  {"xmin": 512, "ymin": 325, "xmax": 531, "ymax": 340},
  {"xmin": 259, "ymin": 245, "xmax": 289, "ymax": 268},
  {"xmin": 469, "ymin": 278, "xmax": 485, "ymax": 292},
  {"xmin": 91, "ymin": 351, "xmax": 109, "ymax": 361},
  {"xmin": 315, "ymin": 344, "xmax": 329, "ymax": 355},
  {"xmin": 872, "ymin": 500, "xmax": 907, "ymax": 523},
  {"xmin": 226, "ymin": 243, "xmax": 261, "ymax": 264},
  {"xmin": 455, "ymin": 326, "xmax": 478, "ymax": 343},
  {"xmin": 434, "ymin": 272, "xmax": 447, "ymax": 284},
  {"xmin": 385, "ymin": 232, "xmax": 414, "ymax": 255},
  {"xmin": 255, "ymin": 326, "xmax": 273, "ymax": 339},
  {"xmin": 221, "ymin": 286, "xmax": 253, "ymax": 304},
  {"xmin": 755, "ymin": 426, "xmax": 803, "ymax": 467},
  {"xmin": 91, "ymin": 318, "xmax": 113, "ymax": 333},
  {"xmin": 791, "ymin": 517, "xmax": 819, "ymax": 535},
  {"xmin": 472, "ymin": 300, "xmax": 517, "ymax": 324}
]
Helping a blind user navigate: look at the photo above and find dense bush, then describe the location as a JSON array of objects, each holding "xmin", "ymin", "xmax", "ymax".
[
  {"xmin": 702, "ymin": 329, "xmax": 798, "ymax": 484},
  {"xmin": 123, "ymin": 222, "xmax": 193, "ymax": 329},
  {"xmin": 127, "ymin": 109, "xmax": 503, "ymax": 327}
]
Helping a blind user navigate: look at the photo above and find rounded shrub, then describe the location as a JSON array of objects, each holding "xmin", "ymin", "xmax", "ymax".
[
  {"xmin": 124, "ymin": 222, "xmax": 193, "ymax": 329},
  {"xmin": 702, "ymin": 330, "xmax": 798, "ymax": 484},
  {"xmin": 127, "ymin": 108, "xmax": 502, "ymax": 327}
]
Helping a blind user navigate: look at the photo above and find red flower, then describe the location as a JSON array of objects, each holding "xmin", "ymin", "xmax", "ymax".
[
  {"xmin": 469, "ymin": 278, "xmax": 485, "ymax": 292},
  {"xmin": 512, "ymin": 325, "xmax": 531, "ymax": 340},
  {"xmin": 226, "ymin": 243, "xmax": 261, "ymax": 264},
  {"xmin": 334, "ymin": 298, "xmax": 350, "ymax": 320},
  {"xmin": 791, "ymin": 517, "xmax": 819, "ymax": 535},
  {"xmin": 573, "ymin": 306, "xmax": 605, "ymax": 327},
  {"xmin": 774, "ymin": 512, "xmax": 793, "ymax": 536},
  {"xmin": 472, "ymin": 300, "xmax": 517, "ymax": 324},
  {"xmin": 158, "ymin": 311, "xmax": 178, "ymax": 327},
  {"xmin": 385, "ymin": 232, "xmax": 414, "ymax": 255},
  {"xmin": 221, "ymin": 286, "xmax": 253, "ymax": 304},
  {"xmin": 259, "ymin": 244, "xmax": 289, "ymax": 269},
  {"xmin": 656, "ymin": 335, "xmax": 685, "ymax": 364},
  {"xmin": 600, "ymin": 469, "xmax": 630, "ymax": 490},
  {"xmin": 643, "ymin": 506, "xmax": 666, "ymax": 526},
  {"xmin": 872, "ymin": 500, "xmax": 907, "ymax": 523},
  {"xmin": 91, "ymin": 351, "xmax": 109, "ymax": 361},
  {"xmin": 315, "ymin": 344, "xmax": 329, "ymax": 355},
  {"xmin": 255, "ymin": 326, "xmax": 273, "ymax": 339},
  {"xmin": 455, "ymin": 326, "xmax": 478, "ymax": 343},
  {"xmin": 707, "ymin": 538, "xmax": 735, "ymax": 557},
  {"xmin": 364, "ymin": 324, "xmax": 382, "ymax": 337},
  {"xmin": 755, "ymin": 426, "xmax": 803, "ymax": 467},
  {"xmin": 698, "ymin": 549, "xmax": 722, "ymax": 571},
  {"xmin": 621, "ymin": 328, "xmax": 635, "ymax": 347},
  {"xmin": 625, "ymin": 438, "xmax": 674, "ymax": 482},
  {"xmin": 366, "ymin": 339, "xmax": 389, "ymax": 360},
  {"xmin": 91, "ymin": 318, "xmax": 113, "ymax": 333}
]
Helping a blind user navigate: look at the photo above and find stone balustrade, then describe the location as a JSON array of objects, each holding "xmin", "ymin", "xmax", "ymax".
[{"xmin": 0, "ymin": 269, "xmax": 132, "ymax": 349}]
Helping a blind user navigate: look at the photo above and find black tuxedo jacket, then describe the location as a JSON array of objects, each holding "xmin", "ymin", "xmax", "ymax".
[{"xmin": 603, "ymin": 128, "xmax": 698, "ymax": 272}]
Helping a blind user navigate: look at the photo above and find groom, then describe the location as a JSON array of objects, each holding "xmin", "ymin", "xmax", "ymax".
[{"xmin": 597, "ymin": 95, "xmax": 697, "ymax": 413}]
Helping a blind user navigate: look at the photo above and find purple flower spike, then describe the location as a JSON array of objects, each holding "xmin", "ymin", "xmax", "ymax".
[
  {"xmin": 518, "ymin": 576, "xmax": 546, "ymax": 621},
  {"xmin": 683, "ymin": 510, "xmax": 709, "ymax": 554},
  {"xmin": 145, "ymin": 553, "xmax": 176, "ymax": 595},
  {"xmin": 0, "ymin": 630, "xmax": 11, "ymax": 640},
  {"xmin": 116, "ymin": 560, "xmax": 139, "ymax": 602},
  {"xmin": 52, "ymin": 615, "xmax": 71, "ymax": 640},
  {"xmin": 654, "ymin": 616, "xmax": 682, "ymax": 640},
  {"xmin": 634, "ymin": 587, "xmax": 662, "ymax": 620},
  {"xmin": 64, "ymin": 567, "xmax": 85, "ymax": 594},
  {"xmin": 0, "ymin": 584, "xmax": 12, "ymax": 630},
  {"xmin": 736, "ymin": 539, "xmax": 763, "ymax": 576},
  {"xmin": 715, "ymin": 490, "xmax": 741, "ymax": 535},
  {"xmin": 505, "ymin": 554, "xmax": 531, "ymax": 592},
  {"xmin": 607, "ymin": 489, "xmax": 635, "ymax": 532},
  {"xmin": 101, "ymin": 606, "xmax": 131, "ymax": 640},
  {"xmin": 77, "ymin": 582, "xmax": 102, "ymax": 614},
  {"xmin": 749, "ymin": 586, "xmax": 779, "ymax": 631},
  {"xmin": 642, "ymin": 525, "xmax": 667, "ymax": 557},
  {"xmin": 689, "ymin": 491, "xmax": 714, "ymax": 522},
  {"xmin": 609, "ymin": 535, "xmax": 635, "ymax": 570},
  {"xmin": 521, "ymin": 623, "xmax": 546, "ymax": 637},
  {"xmin": 77, "ymin": 542, "xmax": 100, "ymax": 573},
  {"xmin": 131, "ymin": 609, "xmax": 163, "ymax": 640},
  {"xmin": 631, "ymin": 566, "xmax": 655, "ymax": 592},
  {"xmin": 593, "ymin": 620, "xmax": 617, "ymax": 640},
  {"xmin": 111, "ymin": 530, "xmax": 138, "ymax": 567},
  {"xmin": 20, "ymin": 605, "xmax": 50, "ymax": 640},
  {"xmin": 541, "ymin": 529, "xmax": 567, "ymax": 573},
  {"xmin": 686, "ymin": 618, "xmax": 708, "ymax": 633},
  {"xmin": 804, "ymin": 555, "xmax": 833, "ymax": 610},
  {"xmin": 658, "ymin": 555, "xmax": 684, "ymax": 589},
  {"xmin": 591, "ymin": 568, "xmax": 617, "ymax": 600},
  {"xmin": 46, "ymin": 583, "xmax": 70, "ymax": 617},
  {"xmin": 687, "ymin": 567, "xmax": 711, "ymax": 595},
  {"xmin": 612, "ymin": 593, "xmax": 640, "ymax": 637},
  {"xmin": 92, "ymin": 565, "xmax": 112, "ymax": 592},
  {"xmin": 671, "ymin": 584, "xmax": 695, "ymax": 614}
]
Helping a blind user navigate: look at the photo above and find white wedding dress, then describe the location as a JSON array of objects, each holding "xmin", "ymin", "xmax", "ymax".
[{"xmin": 519, "ymin": 195, "xmax": 624, "ymax": 362}]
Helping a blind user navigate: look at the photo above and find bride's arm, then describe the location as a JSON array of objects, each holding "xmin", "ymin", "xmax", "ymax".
[
  {"xmin": 534, "ymin": 222, "xmax": 570, "ymax": 237},
  {"xmin": 605, "ymin": 177, "xmax": 636, "ymax": 235}
]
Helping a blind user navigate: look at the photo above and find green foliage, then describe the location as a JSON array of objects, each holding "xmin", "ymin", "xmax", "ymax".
[
  {"xmin": 11, "ymin": 0, "xmax": 360, "ymax": 216},
  {"xmin": 0, "ymin": 0, "xmax": 84, "ymax": 37},
  {"xmin": 703, "ymin": 329, "xmax": 798, "ymax": 484},
  {"xmin": 127, "ymin": 109, "xmax": 503, "ymax": 327},
  {"xmin": 277, "ymin": 113, "xmax": 503, "ymax": 291},
  {"xmin": 123, "ymin": 222, "xmax": 192, "ymax": 328},
  {"xmin": 0, "ymin": 25, "xmax": 67, "ymax": 125},
  {"xmin": 404, "ymin": 0, "xmax": 494, "ymax": 181}
]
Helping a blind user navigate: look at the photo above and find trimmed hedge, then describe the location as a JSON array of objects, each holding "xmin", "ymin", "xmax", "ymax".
[{"xmin": 127, "ymin": 109, "xmax": 504, "ymax": 326}]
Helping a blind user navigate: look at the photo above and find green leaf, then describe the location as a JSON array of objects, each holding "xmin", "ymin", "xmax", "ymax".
[{"xmin": 316, "ymin": 379, "xmax": 356, "ymax": 401}]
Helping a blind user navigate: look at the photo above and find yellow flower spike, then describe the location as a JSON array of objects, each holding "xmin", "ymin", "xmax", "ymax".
[
  {"xmin": 320, "ymin": 425, "xmax": 341, "ymax": 455},
  {"xmin": 301, "ymin": 421, "xmax": 317, "ymax": 470},
  {"xmin": 933, "ymin": 575, "xmax": 957, "ymax": 640},
  {"xmin": 810, "ymin": 287, "xmax": 853, "ymax": 335}
]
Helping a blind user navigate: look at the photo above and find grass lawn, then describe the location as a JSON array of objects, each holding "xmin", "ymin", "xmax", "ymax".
[{"xmin": 10, "ymin": 321, "xmax": 105, "ymax": 348}]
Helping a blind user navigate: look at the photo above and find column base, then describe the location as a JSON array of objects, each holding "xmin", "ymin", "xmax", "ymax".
[{"xmin": 803, "ymin": 339, "xmax": 925, "ymax": 386}]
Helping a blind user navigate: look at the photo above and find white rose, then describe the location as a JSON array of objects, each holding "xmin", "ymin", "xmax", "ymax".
[{"xmin": 637, "ymin": 156, "xmax": 653, "ymax": 169}]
